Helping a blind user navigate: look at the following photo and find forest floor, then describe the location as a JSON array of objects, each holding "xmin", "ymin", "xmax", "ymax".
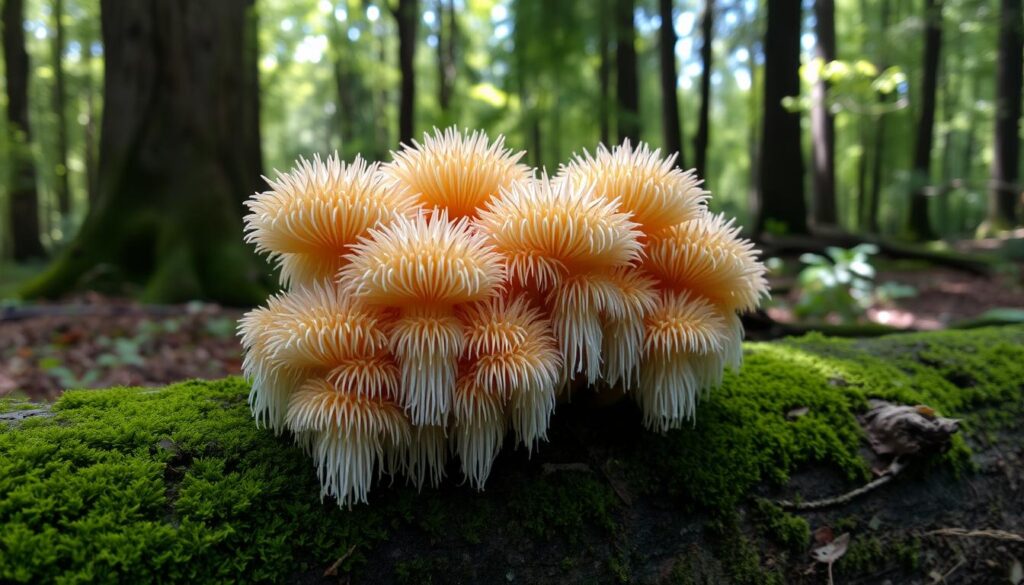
[
  {"xmin": 767, "ymin": 265, "xmax": 1024, "ymax": 330},
  {"xmin": 1, "ymin": 263, "xmax": 1022, "ymax": 403}
]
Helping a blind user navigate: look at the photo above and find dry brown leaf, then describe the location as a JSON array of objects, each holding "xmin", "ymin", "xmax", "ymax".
[{"xmin": 861, "ymin": 400, "xmax": 959, "ymax": 456}]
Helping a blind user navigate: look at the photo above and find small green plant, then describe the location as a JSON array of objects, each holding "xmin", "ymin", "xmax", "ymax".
[{"xmin": 795, "ymin": 244, "xmax": 915, "ymax": 322}]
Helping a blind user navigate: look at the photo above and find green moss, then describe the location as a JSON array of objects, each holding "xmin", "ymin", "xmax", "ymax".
[
  {"xmin": 835, "ymin": 535, "xmax": 920, "ymax": 575},
  {"xmin": 395, "ymin": 556, "xmax": 449, "ymax": 585},
  {"xmin": 632, "ymin": 326, "xmax": 1024, "ymax": 512},
  {"xmin": 704, "ymin": 515, "xmax": 785, "ymax": 585},
  {"xmin": 511, "ymin": 470, "xmax": 619, "ymax": 543},
  {"xmin": 753, "ymin": 500, "xmax": 810, "ymax": 553},
  {"xmin": 1, "ymin": 326, "xmax": 1021, "ymax": 583}
]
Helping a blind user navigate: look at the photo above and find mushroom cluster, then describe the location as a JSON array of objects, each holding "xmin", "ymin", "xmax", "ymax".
[{"xmin": 239, "ymin": 127, "xmax": 768, "ymax": 507}]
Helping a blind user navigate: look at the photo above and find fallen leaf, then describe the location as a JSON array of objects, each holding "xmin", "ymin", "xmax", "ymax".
[
  {"xmin": 811, "ymin": 533, "xmax": 850, "ymax": 564},
  {"xmin": 813, "ymin": 526, "xmax": 835, "ymax": 545},
  {"xmin": 787, "ymin": 407, "xmax": 809, "ymax": 420},
  {"xmin": 861, "ymin": 400, "xmax": 959, "ymax": 456}
]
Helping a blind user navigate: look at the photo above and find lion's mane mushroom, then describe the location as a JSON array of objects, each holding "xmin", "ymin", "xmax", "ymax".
[
  {"xmin": 244, "ymin": 154, "xmax": 420, "ymax": 287},
  {"xmin": 559, "ymin": 140, "xmax": 708, "ymax": 235},
  {"xmin": 238, "ymin": 283, "xmax": 410, "ymax": 506},
  {"xmin": 340, "ymin": 211, "xmax": 506, "ymax": 427},
  {"xmin": 476, "ymin": 175, "xmax": 644, "ymax": 386},
  {"xmin": 381, "ymin": 127, "xmax": 532, "ymax": 219},
  {"xmin": 237, "ymin": 129, "xmax": 769, "ymax": 507}
]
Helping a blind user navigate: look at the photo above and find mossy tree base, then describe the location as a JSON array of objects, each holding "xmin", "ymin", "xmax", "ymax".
[
  {"xmin": 19, "ymin": 0, "xmax": 267, "ymax": 306},
  {"xmin": 2, "ymin": 327, "xmax": 1023, "ymax": 584}
]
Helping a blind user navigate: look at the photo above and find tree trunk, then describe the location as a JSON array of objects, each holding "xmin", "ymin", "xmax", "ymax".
[
  {"xmin": 907, "ymin": 0, "xmax": 942, "ymax": 240},
  {"xmin": 693, "ymin": 0, "xmax": 713, "ymax": 178},
  {"xmin": 22, "ymin": 0, "xmax": 266, "ymax": 304},
  {"xmin": 988, "ymin": 0, "xmax": 1023, "ymax": 228},
  {"xmin": 436, "ymin": 0, "xmax": 456, "ymax": 116},
  {"xmin": 866, "ymin": 0, "xmax": 892, "ymax": 234},
  {"xmin": 2, "ymin": 0, "xmax": 45, "ymax": 260},
  {"xmin": 657, "ymin": 0, "xmax": 683, "ymax": 164},
  {"xmin": 756, "ymin": 0, "xmax": 807, "ymax": 235},
  {"xmin": 52, "ymin": 0, "xmax": 71, "ymax": 218},
  {"xmin": 598, "ymin": 0, "xmax": 611, "ymax": 145},
  {"xmin": 328, "ymin": 3, "xmax": 356, "ymax": 156},
  {"xmin": 615, "ymin": 0, "xmax": 639, "ymax": 143},
  {"xmin": 810, "ymin": 0, "xmax": 837, "ymax": 226},
  {"xmin": 241, "ymin": 1, "xmax": 263, "ymax": 206},
  {"xmin": 82, "ymin": 35, "xmax": 99, "ymax": 205},
  {"xmin": 394, "ymin": 0, "xmax": 418, "ymax": 144}
]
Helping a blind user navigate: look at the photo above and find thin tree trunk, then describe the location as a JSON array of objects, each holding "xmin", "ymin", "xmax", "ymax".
[
  {"xmin": 24, "ymin": 0, "xmax": 265, "ymax": 303},
  {"xmin": 436, "ymin": 0, "xmax": 456, "ymax": 115},
  {"xmin": 811, "ymin": 0, "xmax": 837, "ymax": 226},
  {"xmin": 962, "ymin": 73, "xmax": 981, "ymax": 226},
  {"xmin": 615, "ymin": 0, "xmax": 639, "ymax": 142},
  {"xmin": 988, "ymin": 0, "xmax": 1023, "ymax": 228},
  {"xmin": 937, "ymin": 41, "xmax": 961, "ymax": 234},
  {"xmin": 747, "ymin": 37, "xmax": 760, "ymax": 219},
  {"xmin": 598, "ymin": 0, "xmax": 611, "ymax": 145},
  {"xmin": 394, "ymin": 0, "xmax": 418, "ymax": 144},
  {"xmin": 328, "ymin": 3, "xmax": 353, "ymax": 155},
  {"xmin": 658, "ymin": 0, "xmax": 683, "ymax": 164},
  {"xmin": 374, "ymin": 37, "xmax": 389, "ymax": 157},
  {"xmin": 907, "ymin": 0, "xmax": 942, "ymax": 240},
  {"xmin": 866, "ymin": 0, "xmax": 891, "ymax": 234},
  {"xmin": 856, "ymin": 118, "xmax": 869, "ymax": 229},
  {"xmin": 694, "ymin": 0, "xmax": 714, "ymax": 178},
  {"xmin": 241, "ymin": 1, "xmax": 263, "ymax": 202},
  {"xmin": 3, "ymin": 0, "xmax": 45, "ymax": 260},
  {"xmin": 756, "ymin": 0, "xmax": 807, "ymax": 235},
  {"xmin": 52, "ymin": 0, "xmax": 71, "ymax": 218},
  {"xmin": 82, "ymin": 36, "xmax": 98, "ymax": 205}
]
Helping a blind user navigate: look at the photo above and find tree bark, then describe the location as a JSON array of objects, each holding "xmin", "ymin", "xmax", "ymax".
[
  {"xmin": 988, "ymin": 0, "xmax": 1023, "ymax": 228},
  {"xmin": 866, "ymin": 0, "xmax": 892, "ymax": 234},
  {"xmin": 598, "ymin": 0, "xmax": 611, "ymax": 145},
  {"xmin": 756, "ymin": 0, "xmax": 807, "ymax": 235},
  {"xmin": 657, "ymin": 0, "xmax": 683, "ymax": 164},
  {"xmin": 82, "ymin": 36, "xmax": 99, "ymax": 205},
  {"xmin": 2, "ymin": 0, "xmax": 45, "ymax": 260},
  {"xmin": 693, "ymin": 0, "xmax": 713, "ymax": 178},
  {"xmin": 810, "ymin": 0, "xmax": 837, "ymax": 226},
  {"xmin": 241, "ymin": 1, "xmax": 263, "ymax": 205},
  {"xmin": 907, "ymin": 0, "xmax": 942, "ymax": 240},
  {"xmin": 52, "ymin": 0, "xmax": 71, "ymax": 218},
  {"xmin": 615, "ymin": 0, "xmax": 639, "ymax": 143},
  {"xmin": 22, "ymin": 0, "xmax": 266, "ymax": 304},
  {"xmin": 394, "ymin": 0, "xmax": 418, "ymax": 144},
  {"xmin": 436, "ymin": 0, "xmax": 456, "ymax": 115}
]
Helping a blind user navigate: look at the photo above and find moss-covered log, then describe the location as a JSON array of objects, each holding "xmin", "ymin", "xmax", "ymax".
[{"xmin": 2, "ymin": 327, "xmax": 1023, "ymax": 584}]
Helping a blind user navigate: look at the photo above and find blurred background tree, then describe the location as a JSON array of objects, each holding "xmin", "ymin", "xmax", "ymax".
[{"xmin": 0, "ymin": 0, "xmax": 1021, "ymax": 303}]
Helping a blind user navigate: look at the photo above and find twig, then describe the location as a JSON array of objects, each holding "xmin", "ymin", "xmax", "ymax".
[
  {"xmin": 323, "ymin": 544, "xmax": 357, "ymax": 577},
  {"xmin": 777, "ymin": 460, "xmax": 905, "ymax": 511},
  {"xmin": 925, "ymin": 528, "xmax": 1024, "ymax": 543},
  {"xmin": 936, "ymin": 557, "xmax": 965, "ymax": 583}
]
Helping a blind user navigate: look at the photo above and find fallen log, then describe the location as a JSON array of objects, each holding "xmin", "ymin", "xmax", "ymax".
[{"xmin": 2, "ymin": 326, "xmax": 1023, "ymax": 584}]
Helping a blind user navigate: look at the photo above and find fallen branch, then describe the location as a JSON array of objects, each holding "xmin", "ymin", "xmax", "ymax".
[
  {"xmin": 925, "ymin": 528, "xmax": 1024, "ymax": 543},
  {"xmin": 777, "ymin": 460, "xmax": 905, "ymax": 511},
  {"xmin": 323, "ymin": 544, "xmax": 358, "ymax": 577}
]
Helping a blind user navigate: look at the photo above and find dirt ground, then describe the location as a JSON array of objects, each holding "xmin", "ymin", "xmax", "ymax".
[
  {"xmin": 768, "ymin": 266, "xmax": 1024, "ymax": 330},
  {"xmin": 2, "ymin": 267, "xmax": 1022, "ymax": 403}
]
